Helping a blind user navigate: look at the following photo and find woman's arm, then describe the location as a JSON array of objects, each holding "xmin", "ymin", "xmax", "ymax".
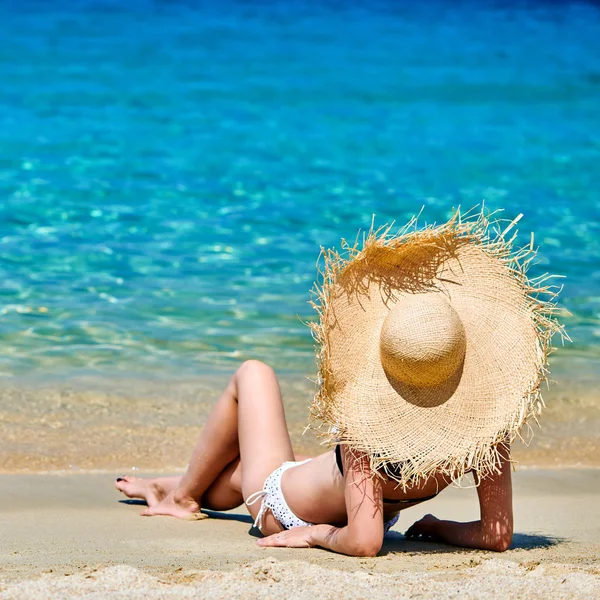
[
  {"xmin": 309, "ymin": 448, "xmax": 385, "ymax": 556},
  {"xmin": 406, "ymin": 443, "xmax": 513, "ymax": 552},
  {"xmin": 258, "ymin": 448, "xmax": 385, "ymax": 556}
]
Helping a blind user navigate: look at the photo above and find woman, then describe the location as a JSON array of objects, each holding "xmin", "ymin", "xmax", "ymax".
[
  {"xmin": 116, "ymin": 359, "xmax": 513, "ymax": 556},
  {"xmin": 115, "ymin": 210, "xmax": 562, "ymax": 557}
]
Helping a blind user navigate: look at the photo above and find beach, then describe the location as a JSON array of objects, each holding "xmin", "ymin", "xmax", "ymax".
[
  {"xmin": 1, "ymin": 469, "xmax": 599, "ymax": 598},
  {"xmin": 2, "ymin": 0, "xmax": 600, "ymax": 597}
]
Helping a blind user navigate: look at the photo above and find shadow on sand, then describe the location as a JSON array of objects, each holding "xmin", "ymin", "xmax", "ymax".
[
  {"xmin": 119, "ymin": 500, "xmax": 562, "ymax": 551},
  {"xmin": 118, "ymin": 500, "xmax": 255, "ymax": 524},
  {"xmin": 380, "ymin": 531, "xmax": 562, "ymax": 555}
]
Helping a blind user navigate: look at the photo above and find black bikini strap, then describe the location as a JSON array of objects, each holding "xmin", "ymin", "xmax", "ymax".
[
  {"xmin": 335, "ymin": 445, "xmax": 344, "ymax": 475},
  {"xmin": 336, "ymin": 445, "xmax": 439, "ymax": 505}
]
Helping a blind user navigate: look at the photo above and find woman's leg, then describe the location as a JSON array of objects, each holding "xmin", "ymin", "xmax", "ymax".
[
  {"xmin": 117, "ymin": 457, "xmax": 310, "ymax": 512},
  {"xmin": 132, "ymin": 360, "xmax": 295, "ymax": 522},
  {"xmin": 116, "ymin": 362, "xmax": 244, "ymax": 516}
]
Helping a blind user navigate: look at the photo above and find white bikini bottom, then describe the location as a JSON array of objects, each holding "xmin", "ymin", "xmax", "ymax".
[
  {"xmin": 246, "ymin": 459, "xmax": 312, "ymax": 532},
  {"xmin": 245, "ymin": 459, "xmax": 400, "ymax": 533}
]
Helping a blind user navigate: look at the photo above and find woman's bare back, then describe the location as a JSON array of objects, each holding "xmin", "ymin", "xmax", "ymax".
[{"xmin": 283, "ymin": 449, "xmax": 453, "ymax": 527}]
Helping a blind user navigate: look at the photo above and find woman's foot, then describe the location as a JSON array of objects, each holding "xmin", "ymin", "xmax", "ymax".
[
  {"xmin": 115, "ymin": 476, "xmax": 206, "ymax": 520},
  {"xmin": 115, "ymin": 476, "xmax": 179, "ymax": 508},
  {"xmin": 140, "ymin": 490, "xmax": 207, "ymax": 520}
]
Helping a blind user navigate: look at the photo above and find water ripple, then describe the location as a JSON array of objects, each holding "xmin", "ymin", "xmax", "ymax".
[{"xmin": 0, "ymin": 0, "xmax": 598, "ymax": 379}]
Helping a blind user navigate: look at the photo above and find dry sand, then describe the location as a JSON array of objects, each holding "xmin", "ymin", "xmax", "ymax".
[{"xmin": 1, "ymin": 469, "xmax": 599, "ymax": 599}]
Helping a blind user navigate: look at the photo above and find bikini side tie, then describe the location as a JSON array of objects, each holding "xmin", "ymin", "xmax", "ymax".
[{"xmin": 245, "ymin": 490, "xmax": 269, "ymax": 531}]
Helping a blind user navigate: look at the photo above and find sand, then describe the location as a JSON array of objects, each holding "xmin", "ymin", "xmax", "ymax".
[
  {"xmin": 1, "ymin": 365, "xmax": 599, "ymax": 598},
  {"xmin": 1, "ymin": 469, "xmax": 599, "ymax": 599}
]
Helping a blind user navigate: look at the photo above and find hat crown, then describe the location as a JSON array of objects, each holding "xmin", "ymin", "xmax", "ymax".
[{"xmin": 380, "ymin": 294, "xmax": 466, "ymax": 388}]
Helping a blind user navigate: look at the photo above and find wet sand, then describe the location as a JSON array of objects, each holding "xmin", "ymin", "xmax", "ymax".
[
  {"xmin": 0, "ymin": 374, "xmax": 318, "ymax": 473},
  {"xmin": 1, "ymin": 364, "xmax": 599, "ymax": 474},
  {"xmin": 1, "ymin": 469, "xmax": 599, "ymax": 598}
]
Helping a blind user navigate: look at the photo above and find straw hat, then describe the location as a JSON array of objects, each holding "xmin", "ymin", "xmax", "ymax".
[{"xmin": 309, "ymin": 208, "xmax": 565, "ymax": 485}]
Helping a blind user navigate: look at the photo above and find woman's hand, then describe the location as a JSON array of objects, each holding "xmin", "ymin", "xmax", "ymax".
[
  {"xmin": 405, "ymin": 514, "xmax": 442, "ymax": 542},
  {"xmin": 405, "ymin": 444, "xmax": 513, "ymax": 552},
  {"xmin": 257, "ymin": 526, "xmax": 314, "ymax": 548}
]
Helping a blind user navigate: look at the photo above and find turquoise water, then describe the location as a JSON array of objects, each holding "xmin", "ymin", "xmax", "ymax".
[{"xmin": 0, "ymin": 0, "xmax": 599, "ymax": 380}]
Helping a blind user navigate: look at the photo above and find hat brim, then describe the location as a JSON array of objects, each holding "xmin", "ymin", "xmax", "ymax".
[{"xmin": 309, "ymin": 210, "xmax": 564, "ymax": 485}]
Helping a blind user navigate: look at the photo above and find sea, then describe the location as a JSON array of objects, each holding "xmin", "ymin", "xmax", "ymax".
[{"xmin": 0, "ymin": 0, "xmax": 598, "ymax": 471}]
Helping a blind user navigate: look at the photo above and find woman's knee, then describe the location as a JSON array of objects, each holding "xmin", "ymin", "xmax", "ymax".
[
  {"xmin": 236, "ymin": 360, "xmax": 276, "ymax": 381},
  {"xmin": 234, "ymin": 360, "xmax": 285, "ymax": 420}
]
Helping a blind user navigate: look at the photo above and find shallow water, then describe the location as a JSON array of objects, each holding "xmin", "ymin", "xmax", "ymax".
[
  {"xmin": 0, "ymin": 1, "xmax": 598, "ymax": 470},
  {"xmin": 1, "ymin": 0, "xmax": 599, "ymax": 381}
]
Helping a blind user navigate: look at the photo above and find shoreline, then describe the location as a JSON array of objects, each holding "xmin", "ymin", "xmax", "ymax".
[
  {"xmin": 3, "ymin": 464, "xmax": 600, "ymax": 478},
  {"xmin": 1, "ymin": 468, "xmax": 599, "ymax": 598},
  {"xmin": 1, "ymin": 369, "xmax": 599, "ymax": 473}
]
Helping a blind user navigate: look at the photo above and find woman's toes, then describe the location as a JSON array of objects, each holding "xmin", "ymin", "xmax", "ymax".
[
  {"xmin": 115, "ymin": 479, "xmax": 125, "ymax": 490},
  {"xmin": 115, "ymin": 477, "xmax": 142, "ymax": 497}
]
